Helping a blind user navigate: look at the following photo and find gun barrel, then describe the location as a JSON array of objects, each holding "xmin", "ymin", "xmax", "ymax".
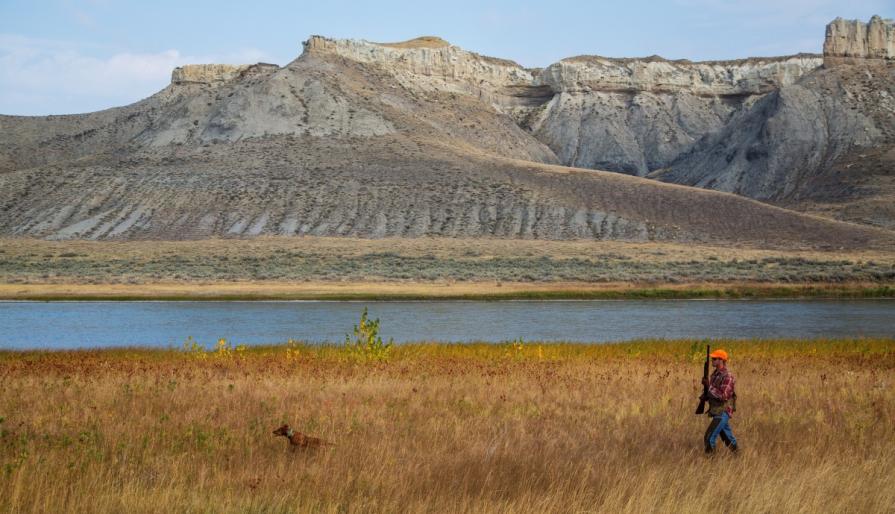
[{"xmin": 695, "ymin": 344, "xmax": 710, "ymax": 414}]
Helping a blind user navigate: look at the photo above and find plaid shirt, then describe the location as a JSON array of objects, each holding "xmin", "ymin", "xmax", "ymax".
[{"xmin": 708, "ymin": 365, "xmax": 736, "ymax": 416}]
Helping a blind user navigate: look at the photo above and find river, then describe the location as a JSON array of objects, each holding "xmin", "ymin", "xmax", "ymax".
[{"xmin": 1, "ymin": 299, "xmax": 893, "ymax": 349}]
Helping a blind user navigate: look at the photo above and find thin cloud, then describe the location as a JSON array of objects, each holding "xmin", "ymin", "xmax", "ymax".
[
  {"xmin": 0, "ymin": 34, "xmax": 274, "ymax": 115},
  {"xmin": 71, "ymin": 10, "xmax": 96, "ymax": 28}
]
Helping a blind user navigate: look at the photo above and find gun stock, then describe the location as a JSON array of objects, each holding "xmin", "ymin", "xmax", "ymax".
[{"xmin": 695, "ymin": 344, "xmax": 709, "ymax": 414}]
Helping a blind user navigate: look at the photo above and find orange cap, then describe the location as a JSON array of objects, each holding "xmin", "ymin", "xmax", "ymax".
[{"xmin": 709, "ymin": 349, "xmax": 729, "ymax": 361}]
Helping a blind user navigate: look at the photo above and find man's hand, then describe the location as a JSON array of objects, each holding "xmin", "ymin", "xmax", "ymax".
[{"xmin": 701, "ymin": 377, "xmax": 709, "ymax": 387}]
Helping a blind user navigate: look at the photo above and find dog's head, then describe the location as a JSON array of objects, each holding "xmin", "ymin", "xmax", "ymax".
[{"xmin": 273, "ymin": 424, "xmax": 291, "ymax": 437}]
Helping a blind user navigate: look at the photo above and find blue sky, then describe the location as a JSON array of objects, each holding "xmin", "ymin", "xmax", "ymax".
[{"xmin": 1, "ymin": 0, "xmax": 890, "ymax": 115}]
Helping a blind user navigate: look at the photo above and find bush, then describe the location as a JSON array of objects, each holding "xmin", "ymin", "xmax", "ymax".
[{"xmin": 344, "ymin": 308, "xmax": 393, "ymax": 361}]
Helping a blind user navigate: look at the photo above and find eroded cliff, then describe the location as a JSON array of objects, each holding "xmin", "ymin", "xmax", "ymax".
[
  {"xmin": 653, "ymin": 16, "xmax": 895, "ymax": 228},
  {"xmin": 824, "ymin": 15, "xmax": 895, "ymax": 65},
  {"xmin": 528, "ymin": 54, "xmax": 821, "ymax": 175}
]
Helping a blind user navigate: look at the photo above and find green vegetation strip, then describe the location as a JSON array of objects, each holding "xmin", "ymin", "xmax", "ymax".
[{"xmin": 3, "ymin": 252, "xmax": 894, "ymax": 283}]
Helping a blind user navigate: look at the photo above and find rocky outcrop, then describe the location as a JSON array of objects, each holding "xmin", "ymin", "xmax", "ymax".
[
  {"xmin": 525, "ymin": 55, "xmax": 821, "ymax": 175},
  {"xmin": 652, "ymin": 50, "xmax": 895, "ymax": 227},
  {"xmin": 0, "ymin": 35, "xmax": 556, "ymax": 172},
  {"xmin": 824, "ymin": 16, "xmax": 895, "ymax": 65},
  {"xmin": 535, "ymin": 54, "xmax": 821, "ymax": 96},
  {"xmin": 645, "ymin": 16, "xmax": 895, "ymax": 228},
  {"xmin": 171, "ymin": 63, "xmax": 279, "ymax": 85},
  {"xmin": 150, "ymin": 58, "xmax": 396, "ymax": 146},
  {"xmin": 172, "ymin": 64, "xmax": 248, "ymax": 84},
  {"xmin": 302, "ymin": 36, "xmax": 820, "ymax": 100},
  {"xmin": 303, "ymin": 35, "xmax": 533, "ymax": 91},
  {"xmin": 302, "ymin": 35, "xmax": 551, "ymax": 120}
]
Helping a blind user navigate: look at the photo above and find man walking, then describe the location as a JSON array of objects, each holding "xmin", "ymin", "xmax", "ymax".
[{"xmin": 702, "ymin": 349, "xmax": 738, "ymax": 454}]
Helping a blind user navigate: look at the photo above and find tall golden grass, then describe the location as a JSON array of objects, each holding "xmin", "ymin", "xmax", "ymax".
[{"xmin": 1, "ymin": 339, "xmax": 893, "ymax": 513}]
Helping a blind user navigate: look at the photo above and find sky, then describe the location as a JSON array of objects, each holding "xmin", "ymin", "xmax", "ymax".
[{"xmin": 1, "ymin": 0, "xmax": 891, "ymax": 115}]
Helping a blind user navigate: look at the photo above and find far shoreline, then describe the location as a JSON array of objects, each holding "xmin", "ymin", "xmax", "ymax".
[{"xmin": 1, "ymin": 281, "xmax": 892, "ymax": 301}]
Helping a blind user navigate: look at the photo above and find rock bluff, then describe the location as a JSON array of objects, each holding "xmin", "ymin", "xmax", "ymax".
[
  {"xmin": 536, "ymin": 54, "xmax": 821, "ymax": 96},
  {"xmin": 824, "ymin": 15, "xmax": 895, "ymax": 65},
  {"xmin": 302, "ymin": 35, "xmax": 821, "ymax": 97},
  {"xmin": 302, "ymin": 35, "xmax": 533, "ymax": 87},
  {"xmin": 171, "ymin": 63, "xmax": 279, "ymax": 85},
  {"xmin": 302, "ymin": 35, "xmax": 538, "ymax": 116}
]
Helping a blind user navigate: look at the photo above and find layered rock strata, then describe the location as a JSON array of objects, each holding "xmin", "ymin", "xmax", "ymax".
[
  {"xmin": 302, "ymin": 35, "xmax": 551, "ymax": 120},
  {"xmin": 303, "ymin": 35, "xmax": 533, "ymax": 90},
  {"xmin": 534, "ymin": 54, "xmax": 821, "ymax": 96}
]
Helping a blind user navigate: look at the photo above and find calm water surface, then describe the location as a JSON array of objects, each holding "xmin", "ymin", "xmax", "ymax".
[{"xmin": 0, "ymin": 300, "xmax": 893, "ymax": 349}]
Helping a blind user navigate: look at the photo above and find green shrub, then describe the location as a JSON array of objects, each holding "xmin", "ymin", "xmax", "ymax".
[{"xmin": 344, "ymin": 308, "xmax": 393, "ymax": 361}]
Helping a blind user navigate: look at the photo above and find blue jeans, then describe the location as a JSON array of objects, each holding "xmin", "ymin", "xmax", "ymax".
[{"xmin": 704, "ymin": 412, "xmax": 737, "ymax": 452}]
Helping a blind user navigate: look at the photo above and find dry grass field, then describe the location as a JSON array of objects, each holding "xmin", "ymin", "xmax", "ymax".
[
  {"xmin": 4, "ymin": 280, "xmax": 894, "ymax": 302},
  {"xmin": 1, "ymin": 339, "xmax": 893, "ymax": 513},
  {"xmin": 2, "ymin": 237, "xmax": 894, "ymax": 299}
]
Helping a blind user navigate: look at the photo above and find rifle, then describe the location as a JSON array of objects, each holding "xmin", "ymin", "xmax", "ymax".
[{"xmin": 695, "ymin": 344, "xmax": 709, "ymax": 414}]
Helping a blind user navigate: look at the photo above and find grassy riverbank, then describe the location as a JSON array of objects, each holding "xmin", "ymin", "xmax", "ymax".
[
  {"xmin": 1, "ymin": 280, "xmax": 894, "ymax": 301},
  {"xmin": 2, "ymin": 339, "xmax": 893, "ymax": 513}
]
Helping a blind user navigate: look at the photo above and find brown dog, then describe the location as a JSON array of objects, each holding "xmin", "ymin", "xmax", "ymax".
[{"xmin": 272, "ymin": 424, "xmax": 333, "ymax": 450}]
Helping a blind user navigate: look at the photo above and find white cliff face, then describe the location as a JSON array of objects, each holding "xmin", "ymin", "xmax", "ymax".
[
  {"xmin": 302, "ymin": 36, "xmax": 533, "ymax": 93},
  {"xmin": 160, "ymin": 26, "xmax": 863, "ymax": 179},
  {"xmin": 824, "ymin": 15, "xmax": 895, "ymax": 64},
  {"xmin": 535, "ymin": 55, "xmax": 822, "ymax": 95},
  {"xmin": 299, "ymin": 36, "xmax": 825, "ymax": 176},
  {"xmin": 302, "ymin": 36, "xmax": 821, "ymax": 97},
  {"xmin": 525, "ymin": 55, "xmax": 822, "ymax": 175}
]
